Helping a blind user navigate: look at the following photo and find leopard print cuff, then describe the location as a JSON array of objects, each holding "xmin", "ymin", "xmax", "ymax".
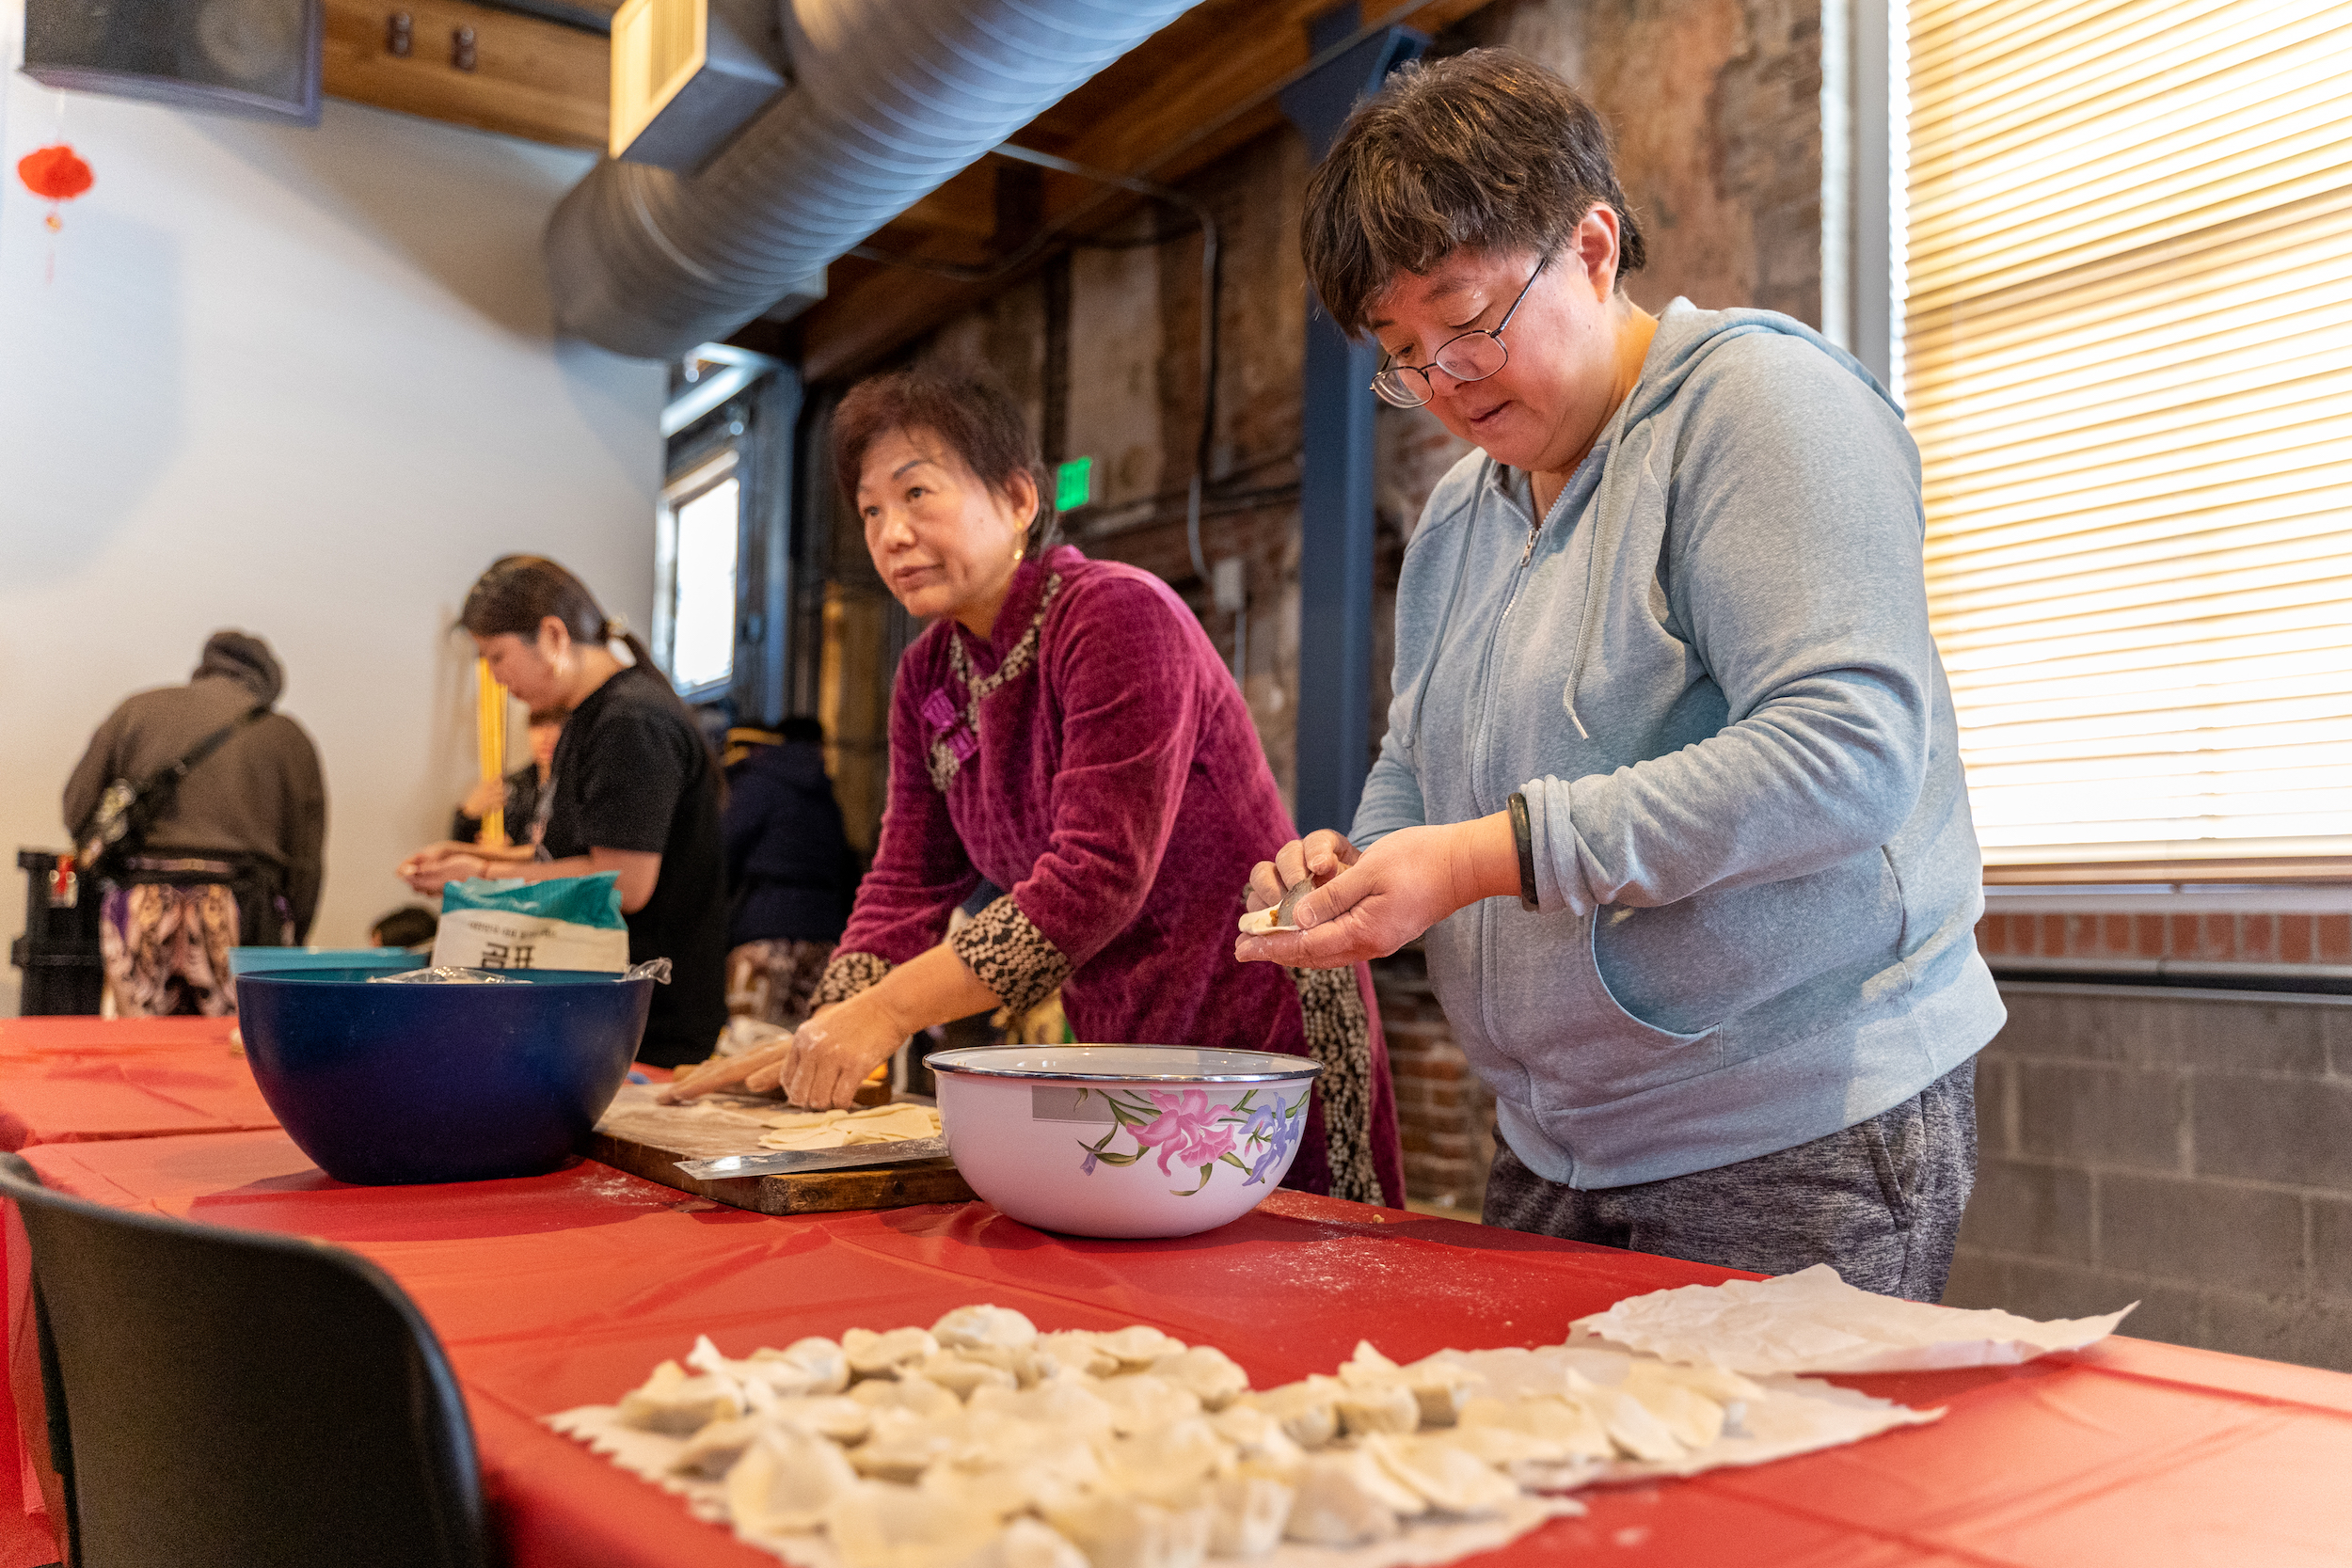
[
  {"xmin": 811, "ymin": 950, "xmax": 893, "ymax": 1009},
  {"xmin": 949, "ymin": 895, "xmax": 1073, "ymax": 1021},
  {"xmin": 1292, "ymin": 964, "xmax": 1384, "ymax": 1207}
]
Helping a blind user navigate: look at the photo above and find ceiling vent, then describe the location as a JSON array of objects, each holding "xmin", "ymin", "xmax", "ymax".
[
  {"xmin": 608, "ymin": 0, "xmax": 786, "ymax": 173},
  {"xmin": 547, "ymin": 0, "xmax": 1201, "ymax": 361},
  {"xmin": 20, "ymin": 0, "xmax": 323, "ymax": 125}
]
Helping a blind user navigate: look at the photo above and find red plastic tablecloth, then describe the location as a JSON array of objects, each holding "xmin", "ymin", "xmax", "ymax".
[
  {"xmin": 10, "ymin": 1128, "xmax": 2351, "ymax": 1568},
  {"xmin": 0, "ymin": 1017, "xmax": 276, "ymax": 1151}
]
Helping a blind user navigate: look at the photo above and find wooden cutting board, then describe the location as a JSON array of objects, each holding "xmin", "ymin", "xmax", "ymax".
[{"xmin": 584, "ymin": 1083, "xmax": 974, "ymax": 1215}]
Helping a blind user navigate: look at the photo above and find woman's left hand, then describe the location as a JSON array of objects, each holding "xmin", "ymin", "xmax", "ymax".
[
  {"xmin": 744, "ymin": 994, "xmax": 904, "ymax": 1109},
  {"xmin": 398, "ymin": 845, "xmax": 489, "ymax": 895}
]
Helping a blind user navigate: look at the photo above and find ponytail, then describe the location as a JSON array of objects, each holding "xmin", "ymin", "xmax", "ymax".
[{"xmin": 460, "ymin": 555, "xmax": 725, "ymax": 796}]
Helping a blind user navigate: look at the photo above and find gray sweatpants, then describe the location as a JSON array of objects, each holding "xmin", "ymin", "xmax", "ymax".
[{"xmin": 1482, "ymin": 1060, "xmax": 1978, "ymax": 1302}]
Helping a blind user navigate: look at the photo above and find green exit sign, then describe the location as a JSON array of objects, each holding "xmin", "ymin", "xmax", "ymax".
[{"xmin": 1055, "ymin": 456, "xmax": 1097, "ymax": 513}]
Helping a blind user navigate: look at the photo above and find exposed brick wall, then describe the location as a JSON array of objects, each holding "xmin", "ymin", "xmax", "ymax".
[
  {"xmin": 1979, "ymin": 911, "xmax": 2352, "ymax": 967},
  {"xmin": 1371, "ymin": 945, "xmax": 1495, "ymax": 1212},
  {"xmin": 1947, "ymin": 984, "xmax": 2352, "ymax": 1372}
]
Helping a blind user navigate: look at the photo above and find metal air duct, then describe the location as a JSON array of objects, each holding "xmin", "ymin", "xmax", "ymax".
[{"xmin": 546, "ymin": 0, "xmax": 1201, "ymax": 361}]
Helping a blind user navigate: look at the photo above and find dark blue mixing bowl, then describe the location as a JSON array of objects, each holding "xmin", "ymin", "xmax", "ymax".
[{"xmin": 235, "ymin": 968, "xmax": 652, "ymax": 1185}]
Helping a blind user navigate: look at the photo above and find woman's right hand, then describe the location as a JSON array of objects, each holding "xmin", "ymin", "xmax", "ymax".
[{"xmin": 1244, "ymin": 830, "xmax": 1362, "ymax": 913}]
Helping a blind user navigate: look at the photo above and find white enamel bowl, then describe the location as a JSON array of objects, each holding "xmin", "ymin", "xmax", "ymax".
[{"xmin": 927, "ymin": 1046, "xmax": 1323, "ymax": 1239}]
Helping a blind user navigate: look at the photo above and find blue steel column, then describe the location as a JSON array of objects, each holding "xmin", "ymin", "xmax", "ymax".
[{"xmin": 1281, "ymin": 7, "xmax": 1425, "ymax": 836}]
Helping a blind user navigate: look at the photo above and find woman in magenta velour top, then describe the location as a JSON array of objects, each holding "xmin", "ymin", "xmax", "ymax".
[{"xmin": 667, "ymin": 362, "xmax": 1402, "ymax": 1205}]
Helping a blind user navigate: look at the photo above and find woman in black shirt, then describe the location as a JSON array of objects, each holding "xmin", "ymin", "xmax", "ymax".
[{"xmin": 398, "ymin": 556, "xmax": 728, "ymax": 1066}]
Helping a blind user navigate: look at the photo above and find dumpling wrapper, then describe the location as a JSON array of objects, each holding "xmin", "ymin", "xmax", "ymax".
[{"xmin": 1571, "ymin": 1262, "xmax": 2136, "ymax": 1373}]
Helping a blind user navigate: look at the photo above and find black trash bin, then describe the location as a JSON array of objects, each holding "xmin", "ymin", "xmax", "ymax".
[{"xmin": 13, "ymin": 849, "xmax": 103, "ymax": 1015}]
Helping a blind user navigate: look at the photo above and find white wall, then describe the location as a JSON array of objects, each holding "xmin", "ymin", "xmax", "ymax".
[{"xmin": 0, "ymin": 8, "xmax": 667, "ymax": 1010}]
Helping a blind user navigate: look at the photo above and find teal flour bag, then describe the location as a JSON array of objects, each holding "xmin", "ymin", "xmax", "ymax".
[{"xmin": 429, "ymin": 873, "xmax": 629, "ymax": 973}]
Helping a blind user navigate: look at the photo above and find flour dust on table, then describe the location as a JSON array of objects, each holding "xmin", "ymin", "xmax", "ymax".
[{"xmin": 548, "ymin": 1303, "xmax": 1942, "ymax": 1568}]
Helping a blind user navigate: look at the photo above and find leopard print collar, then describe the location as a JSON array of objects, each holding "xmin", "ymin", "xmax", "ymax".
[{"xmin": 923, "ymin": 572, "xmax": 1064, "ymax": 793}]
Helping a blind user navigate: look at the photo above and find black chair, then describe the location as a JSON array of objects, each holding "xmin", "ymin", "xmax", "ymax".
[{"xmin": 0, "ymin": 1153, "xmax": 491, "ymax": 1568}]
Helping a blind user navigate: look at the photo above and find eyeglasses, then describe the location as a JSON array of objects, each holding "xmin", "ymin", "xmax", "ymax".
[{"xmin": 1369, "ymin": 253, "xmax": 1551, "ymax": 409}]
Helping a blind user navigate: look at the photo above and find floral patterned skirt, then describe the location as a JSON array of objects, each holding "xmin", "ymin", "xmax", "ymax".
[{"xmin": 725, "ymin": 938, "xmax": 838, "ymax": 1030}]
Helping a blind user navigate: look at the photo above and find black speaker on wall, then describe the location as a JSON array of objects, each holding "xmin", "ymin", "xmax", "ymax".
[{"xmin": 21, "ymin": 0, "xmax": 324, "ymax": 126}]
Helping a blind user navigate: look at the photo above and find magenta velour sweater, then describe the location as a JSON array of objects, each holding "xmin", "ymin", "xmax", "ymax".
[{"xmin": 834, "ymin": 546, "xmax": 1403, "ymax": 1204}]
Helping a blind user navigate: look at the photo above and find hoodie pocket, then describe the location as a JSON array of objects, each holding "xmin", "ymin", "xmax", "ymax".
[{"xmin": 1590, "ymin": 849, "xmax": 1906, "ymax": 1037}]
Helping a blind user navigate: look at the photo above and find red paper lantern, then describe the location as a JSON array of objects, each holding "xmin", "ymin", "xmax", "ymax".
[{"xmin": 17, "ymin": 144, "xmax": 94, "ymax": 231}]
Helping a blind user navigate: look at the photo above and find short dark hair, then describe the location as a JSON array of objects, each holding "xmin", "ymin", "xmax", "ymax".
[
  {"xmin": 832, "ymin": 360, "xmax": 1056, "ymax": 553},
  {"xmin": 1300, "ymin": 48, "xmax": 1646, "ymax": 338}
]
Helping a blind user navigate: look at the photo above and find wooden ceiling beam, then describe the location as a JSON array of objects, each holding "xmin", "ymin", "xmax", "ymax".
[
  {"xmin": 322, "ymin": 0, "xmax": 608, "ymax": 150},
  {"xmin": 788, "ymin": 0, "xmax": 1498, "ymax": 384}
]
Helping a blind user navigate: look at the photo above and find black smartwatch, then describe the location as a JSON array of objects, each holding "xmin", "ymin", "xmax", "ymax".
[{"xmin": 1506, "ymin": 792, "xmax": 1540, "ymax": 912}]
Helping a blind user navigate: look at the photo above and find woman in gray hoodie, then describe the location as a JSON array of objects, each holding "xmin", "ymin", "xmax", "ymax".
[{"xmin": 1237, "ymin": 50, "xmax": 2003, "ymax": 1301}]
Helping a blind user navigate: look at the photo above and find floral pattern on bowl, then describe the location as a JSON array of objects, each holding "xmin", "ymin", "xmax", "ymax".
[{"xmin": 1074, "ymin": 1086, "xmax": 1304, "ymax": 1194}]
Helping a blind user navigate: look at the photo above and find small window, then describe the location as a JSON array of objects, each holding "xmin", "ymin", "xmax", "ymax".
[{"xmin": 655, "ymin": 451, "xmax": 740, "ymax": 697}]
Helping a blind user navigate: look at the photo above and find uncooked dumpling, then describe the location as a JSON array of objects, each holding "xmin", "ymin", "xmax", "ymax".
[
  {"xmin": 1338, "ymin": 1343, "xmax": 1486, "ymax": 1428},
  {"xmin": 846, "ymin": 1326, "xmax": 941, "ymax": 1379},
  {"xmin": 1032, "ymin": 1331, "xmax": 1121, "ymax": 1380},
  {"xmin": 671, "ymin": 1416, "xmax": 764, "ymax": 1480},
  {"xmin": 1100, "ymin": 1417, "xmax": 1229, "ymax": 1505},
  {"xmin": 1090, "ymin": 1373, "xmax": 1202, "ymax": 1434},
  {"xmin": 919, "ymin": 1352, "xmax": 1019, "ymax": 1400},
  {"xmin": 1456, "ymin": 1394, "xmax": 1612, "ymax": 1463},
  {"xmin": 727, "ymin": 1426, "xmax": 861, "ymax": 1536},
  {"xmin": 850, "ymin": 1406, "xmax": 967, "ymax": 1481},
  {"xmin": 931, "ymin": 1305, "xmax": 1040, "ymax": 1354},
  {"xmin": 826, "ymin": 1481, "xmax": 1000, "ymax": 1568},
  {"xmin": 616, "ymin": 1359, "xmax": 743, "ymax": 1435},
  {"xmin": 1207, "ymin": 1405, "xmax": 1307, "ymax": 1481},
  {"xmin": 1149, "ymin": 1346, "xmax": 1251, "ymax": 1411},
  {"xmin": 1281, "ymin": 1452, "xmax": 1415, "ymax": 1546},
  {"xmin": 1043, "ymin": 1493, "xmax": 1212, "ymax": 1568},
  {"xmin": 969, "ymin": 1378, "xmax": 1117, "ymax": 1440},
  {"xmin": 751, "ymin": 1336, "xmax": 852, "ymax": 1396},
  {"xmin": 1092, "ymin": 1324, "xmax": 1188, "ymax": 1368},
  {"xmin": 1235, "ymin": 907, "xmax": 1285, "ymax": 936},
  {"xmin": 1202, "ymin": 1475, "xmax": 1294, "ymax": 1559},
  {"xmin": 765, "ymin": 1394, "xmax": 873, "ymax": 1445},
  {"xmin": 1235, "ymin": 1382, "xmax": 1338, "ymax": 1450},
  {"xmin": 953, "ymin": 1518, "xmax": 1090, "ymax": 1568},
  {"xmin": 1359, "ymin": 1434, "xmax": 1519, "ymax": 1517},
  {"xmin": 853, "ymin": 1375, "xmax": 963, "ymax": 1419},
  {"xmin": 1330, "ymin": 1377, "xmax": 1420, "ymax": 1438}
]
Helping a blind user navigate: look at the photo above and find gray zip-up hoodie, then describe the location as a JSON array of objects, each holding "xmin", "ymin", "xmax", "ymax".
[{"xmin": 1354, "ymin": 299, "xmax": 2004, "ymax": 1190}]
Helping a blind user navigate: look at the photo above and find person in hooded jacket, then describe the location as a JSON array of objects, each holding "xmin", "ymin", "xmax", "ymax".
[
  {"xmin": 63, "ymin": 630, "xmax": 327, "ymax": 1017},
  {"xmin": 1236, "ymin": 50, "xmax": 2003, "ymax": 1301},
  {"xmin": 719, "ymin": 717, "xmax": 860, "ymax": 1029}
]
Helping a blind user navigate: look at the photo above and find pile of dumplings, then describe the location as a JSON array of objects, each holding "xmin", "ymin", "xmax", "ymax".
[
  {"xmin": 756, "ymin": 1103, "xmax": 943, "ymax": 1152},
  {"xmin": 604, "ymin": 1305, "xmax": 1768, "ymax": 1568}
]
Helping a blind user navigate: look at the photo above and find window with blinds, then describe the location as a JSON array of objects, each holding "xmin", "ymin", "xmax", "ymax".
[{"xmin": 1905, "ymin": 0, "xmax": 2352, "ymax": 879}]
